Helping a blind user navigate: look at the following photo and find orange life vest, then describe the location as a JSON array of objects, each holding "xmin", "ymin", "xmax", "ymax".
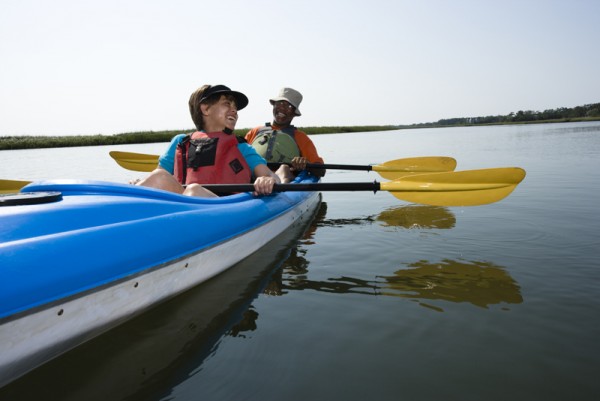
[{"xmin": 174, "ymin": 131, "xmax": 251, "ymax": 185}]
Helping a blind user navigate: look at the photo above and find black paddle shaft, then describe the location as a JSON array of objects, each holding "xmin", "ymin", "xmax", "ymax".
[
  {"xmin": 267, "ymin": 162, "xmax": 372, "ymax": 171},
  {"xmin": 202, "ymin": 181, "xmax": 381, "ymax": 193}
]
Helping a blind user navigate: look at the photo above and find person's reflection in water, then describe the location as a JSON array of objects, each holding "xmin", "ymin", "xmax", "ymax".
[
  {"xmin": 229, "ymin": 307, "xmax": 259, "ymax": 337},
  {"xmin": 262, "ymin": 202, "xmax": 327, "ymax": 296},
  {"xmin": 274, "ymin": 259, "xmax": 522, "ymax": 310},
  {"xmin": 260, "ymin": 203, "xmax": 522, "ymax": 311}
]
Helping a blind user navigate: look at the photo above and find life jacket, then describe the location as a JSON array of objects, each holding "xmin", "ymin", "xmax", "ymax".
[
  {"xmin": 174, "ymin": 130, "xmax": 251, "ymax": 185},
  {"xmin": 251, "ymin": 123, "xmax": 300, "ymax": 163}
]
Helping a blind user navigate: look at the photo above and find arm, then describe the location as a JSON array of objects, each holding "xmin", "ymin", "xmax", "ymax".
[
  {"xmin": 294, "ymin": 131, "xmax": 325, "ymax": 177},
  {"xmin": 238, "ymin": 142, "xmax": 281, "ymax": 195},
  {"xmin": 158, "ymin": 133, "xmax": 188, "ymax": 174},
  {"xmin": 252, "ymin": 164, "xmax": 281, "ymax": 195},
  {"xmin": 136, "ymin": 134, "xmax": 188, "ymax": 193}
]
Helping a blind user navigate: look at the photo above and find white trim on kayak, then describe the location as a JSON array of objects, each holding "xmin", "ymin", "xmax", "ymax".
[{"xmin": 0, "ymin": 190, "xmax": 320, "ymax": 387}]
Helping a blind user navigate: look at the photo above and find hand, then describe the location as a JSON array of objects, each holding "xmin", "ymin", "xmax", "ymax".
[
  {"xmin": 290, "ymin": 157, "xmax": 309, "ymax": 171},
  {"xmin": 253, "ymin": 175, "xmax": 277, "ymax": 195}
]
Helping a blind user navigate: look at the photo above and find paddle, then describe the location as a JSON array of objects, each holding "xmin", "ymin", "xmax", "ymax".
[
  {"xmin": 0, "ymin": 167, "xmax": 525, "ymax": 206},
  {"xmin": 268, "ymin": 157, "xmax": 458, "ymax": 179},
  {"xmin": 109, "ymin": 151, "xmax": 159, "ymax": 172},
  {"xmin": 201, "ymin": 167, "xmax": 526, "ymax": 207},
  {"xmin": 108, "ymin": 151, "xmax": 458, "ymax": 179},
  {"xmin": 0, "ymin": 179, "xmax": 32, "ymax": 195}
]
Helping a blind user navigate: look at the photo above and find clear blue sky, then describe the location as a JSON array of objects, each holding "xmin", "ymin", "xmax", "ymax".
[{"xmin": 1, "ymin": 0, "xmax": 598, "ymax": 136}]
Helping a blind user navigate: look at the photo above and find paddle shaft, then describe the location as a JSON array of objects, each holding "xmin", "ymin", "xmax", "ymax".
[
  {"xmin": 1, "ymin": 167, "xmax": 525, "ymax": 206},
  {"xmin": 3, "ymin": 180, "xmax": 380, "ymax": 195},
  {"xmin": 203, "ymin": 182, "xmax": 380, "ymax": 193},
  {"xmin": 267, "ymin": 162, "xmax": 372, "ymax": 171}
]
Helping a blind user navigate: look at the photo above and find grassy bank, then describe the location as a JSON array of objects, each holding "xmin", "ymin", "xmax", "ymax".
[
  {"xmin": 2, "ymin": 101, "xmax": 598, "ymax": 151},
  {"xmin": 0, "ymin": 126, "xmax": 399, "ymax": 150},
  {"xmin": 2, "ymin": 117, "xmax": 599, "ymax": 151}
]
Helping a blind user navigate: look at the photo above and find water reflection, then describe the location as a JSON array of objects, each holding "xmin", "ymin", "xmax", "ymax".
[
  {"xmin": 377, "ymin": 205, "xmax": 455, "ymax": 229},
  {"xmin": 264, "ymin": 204, "xmax": 520, "ymax": 311},
  {"xmin": 315, "ymin": 204, "xmax": 456, "ymax": 230},
  {"xmin": 379, "ymin": 259, "xmax": 523, "ymax": 309},
  {"xmin": 0, "ymin": 200, "xmax": 521, "ymax": 400},
  {"xmin": 275, "ymin": 259, "xmax": 522, "ymax": 310}
]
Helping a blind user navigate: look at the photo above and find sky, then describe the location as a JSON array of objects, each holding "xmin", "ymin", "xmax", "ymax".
[{"xmin": 1, "ymin": 0, "xmax": 599, "ymax": 136}]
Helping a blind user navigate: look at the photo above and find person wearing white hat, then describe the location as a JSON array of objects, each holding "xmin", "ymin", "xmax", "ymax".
[{"xmin": 245, "ymin": 87, "xmax": 325, "ymax": 183}]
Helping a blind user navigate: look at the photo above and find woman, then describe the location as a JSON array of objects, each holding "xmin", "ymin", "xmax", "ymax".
[{"xmin": 137, "ymin": 85, "xmax": 280, "ymax": 197}]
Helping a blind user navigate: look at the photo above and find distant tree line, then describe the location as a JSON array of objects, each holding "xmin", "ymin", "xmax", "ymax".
[
  {"xmin": 1, "ymin": 102, "xmax": 598, "ymax": 150},
  {"xmin": 0, "ymin": 130, "xmax": 186, "ymax": 150},
  {"xmin": 411, "ymin": 102, "xmax": 600, "ymax": 128}
]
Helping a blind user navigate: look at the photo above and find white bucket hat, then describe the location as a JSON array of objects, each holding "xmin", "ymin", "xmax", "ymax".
[{"xmin": 269, "ymin": 87, "xmax": 302, "ymax": 116}]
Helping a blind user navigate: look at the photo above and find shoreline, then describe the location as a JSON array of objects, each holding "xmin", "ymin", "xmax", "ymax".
[{"xmin": 1, "ymin": 117, "xmax": 599, "ymax": 151}]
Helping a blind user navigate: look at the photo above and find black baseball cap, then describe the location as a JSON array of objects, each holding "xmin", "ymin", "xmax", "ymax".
[{"xmin": 199, "ymin": 85, "xmax": 249, "ymax": 110}]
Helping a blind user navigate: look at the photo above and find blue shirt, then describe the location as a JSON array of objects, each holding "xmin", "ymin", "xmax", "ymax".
[{"xmin": 158, "ymin": 133, "xmax": 266, "ymax": 176}]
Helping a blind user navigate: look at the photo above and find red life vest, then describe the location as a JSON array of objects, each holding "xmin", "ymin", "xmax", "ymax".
[{"xmin": 174, "ymin": 131, "xmax": 252, "ymax": 185}]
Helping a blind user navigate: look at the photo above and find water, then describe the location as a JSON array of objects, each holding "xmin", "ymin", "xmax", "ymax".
[{"xmin": 1, "ymin": 122, "xmax": 599, "ymax": 400}]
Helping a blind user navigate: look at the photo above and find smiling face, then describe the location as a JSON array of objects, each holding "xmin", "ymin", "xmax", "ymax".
[
  {"xmin": 272, "ymin": 100, "xmax": 296, "ymax": 127},
  {"xmin": 201, "ymin": 95, "xmax": 239, "ymax": 132}
]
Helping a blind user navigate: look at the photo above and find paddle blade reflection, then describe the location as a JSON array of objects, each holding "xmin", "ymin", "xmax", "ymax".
[
  {"xmin": 380, "ymin": 259, "xmax": 523, "ymax": 309},
  {"xmin": 280, "ymin": 259, "xmax": 522, "ymax": 310},
  {"xmin": 376, "ymin": 205, "xmax": 455, "ymax": 229}
]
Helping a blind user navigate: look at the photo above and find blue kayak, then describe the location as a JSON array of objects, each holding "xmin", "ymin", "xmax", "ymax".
[{"xmin": 0, "ymin": 173, "xmax": 321, "ymax": 387}]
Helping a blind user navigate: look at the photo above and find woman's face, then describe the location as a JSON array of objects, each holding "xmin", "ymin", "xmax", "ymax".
[{"xmin": 201, "ymin": 95, "xmax": 238, "ymax": 132}]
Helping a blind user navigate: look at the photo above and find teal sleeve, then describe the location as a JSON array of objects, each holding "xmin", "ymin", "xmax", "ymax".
[
  {"xmin": 238, "ymin": 143, "xmax": 266, "ymax": 173},
  {"xmin": 158, "ymin": 134, "xmax": 187, "ymax": 174}
]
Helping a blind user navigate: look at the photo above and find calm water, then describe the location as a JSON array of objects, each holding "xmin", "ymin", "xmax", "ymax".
[{"xmin": 1, "ymin": 122, "xmax": 599, "ymax": 400}]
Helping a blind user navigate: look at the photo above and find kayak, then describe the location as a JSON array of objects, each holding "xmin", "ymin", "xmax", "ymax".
[
  {"xmin": 0, "ymin": 173, "xmax": 321, "ymax": 387},
  {"xmin": 1, "ymin": 203, "xmax": 324, "ymax": 398}
]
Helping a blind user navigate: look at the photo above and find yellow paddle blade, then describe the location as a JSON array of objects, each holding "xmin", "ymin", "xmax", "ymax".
[
  {"xmin": 0, "ymin": 179, "xmax": 30, "ymax": 194},
  {"xmin": 373, "ymin": 156, "xmax": 457, "ymax": 180},
  {"xmin": 382, "ymin": 167, "xmax": 526, "ymax": 206},
  {"xmin": 109, "ymin": 151, "xmax": 159, "ymax": 172}
]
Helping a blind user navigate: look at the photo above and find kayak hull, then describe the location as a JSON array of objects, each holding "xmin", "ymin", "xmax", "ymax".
[{"xmin": 0, "ymin": 175, "xmax": 320, "ymax": 387}]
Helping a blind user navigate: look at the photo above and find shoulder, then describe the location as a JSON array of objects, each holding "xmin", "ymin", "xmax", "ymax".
[
  {"xmin": 159, "ymin": 133, "xmax": 189, "ymax": 173},
  {"xmin": 245, "ymin": 125, "xmax": 268, "ymax": 143},
  {"xmin": 247, "ymin": 126, "xmax": 264, "ymax": 133},
  {"xmin": 163, "ymin": 133, "xmax": 189, "ymax": 151},
  {"xmin": 237, "ymin": 141, "xmax": 258, "ymax": 156},
  {"xmin": 238, "ymin": 142, "xmax": 267, "ymax": 170},
  {"xmin": 293, "ymin": 129, "xmax": 311, "ymax": 141},
  {"xmin": 244, "ymin": 126, "xmax": 264, "ymax": 142},
  {"xmin": 171, "ymin": 133, "xmax": 189, "ymax": 145}
]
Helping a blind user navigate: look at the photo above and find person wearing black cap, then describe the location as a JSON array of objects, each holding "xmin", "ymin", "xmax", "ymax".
[
  {"xmin": 136, "ymin": 84, "xmax": 280, "ymax": 196},
  {"xmin": 245, "ymin": 87, "xmax": 325, "ymax": 183}
]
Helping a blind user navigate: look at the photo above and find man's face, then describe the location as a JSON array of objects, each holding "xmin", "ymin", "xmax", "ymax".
[{"xmin": 272, "ymin": 100, "xmax": 296, "ymax": 127}]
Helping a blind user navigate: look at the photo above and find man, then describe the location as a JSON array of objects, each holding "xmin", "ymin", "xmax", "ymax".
[{"xmin": 245, "ymin": 87, "xmax": 325, "ymax": 183}]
